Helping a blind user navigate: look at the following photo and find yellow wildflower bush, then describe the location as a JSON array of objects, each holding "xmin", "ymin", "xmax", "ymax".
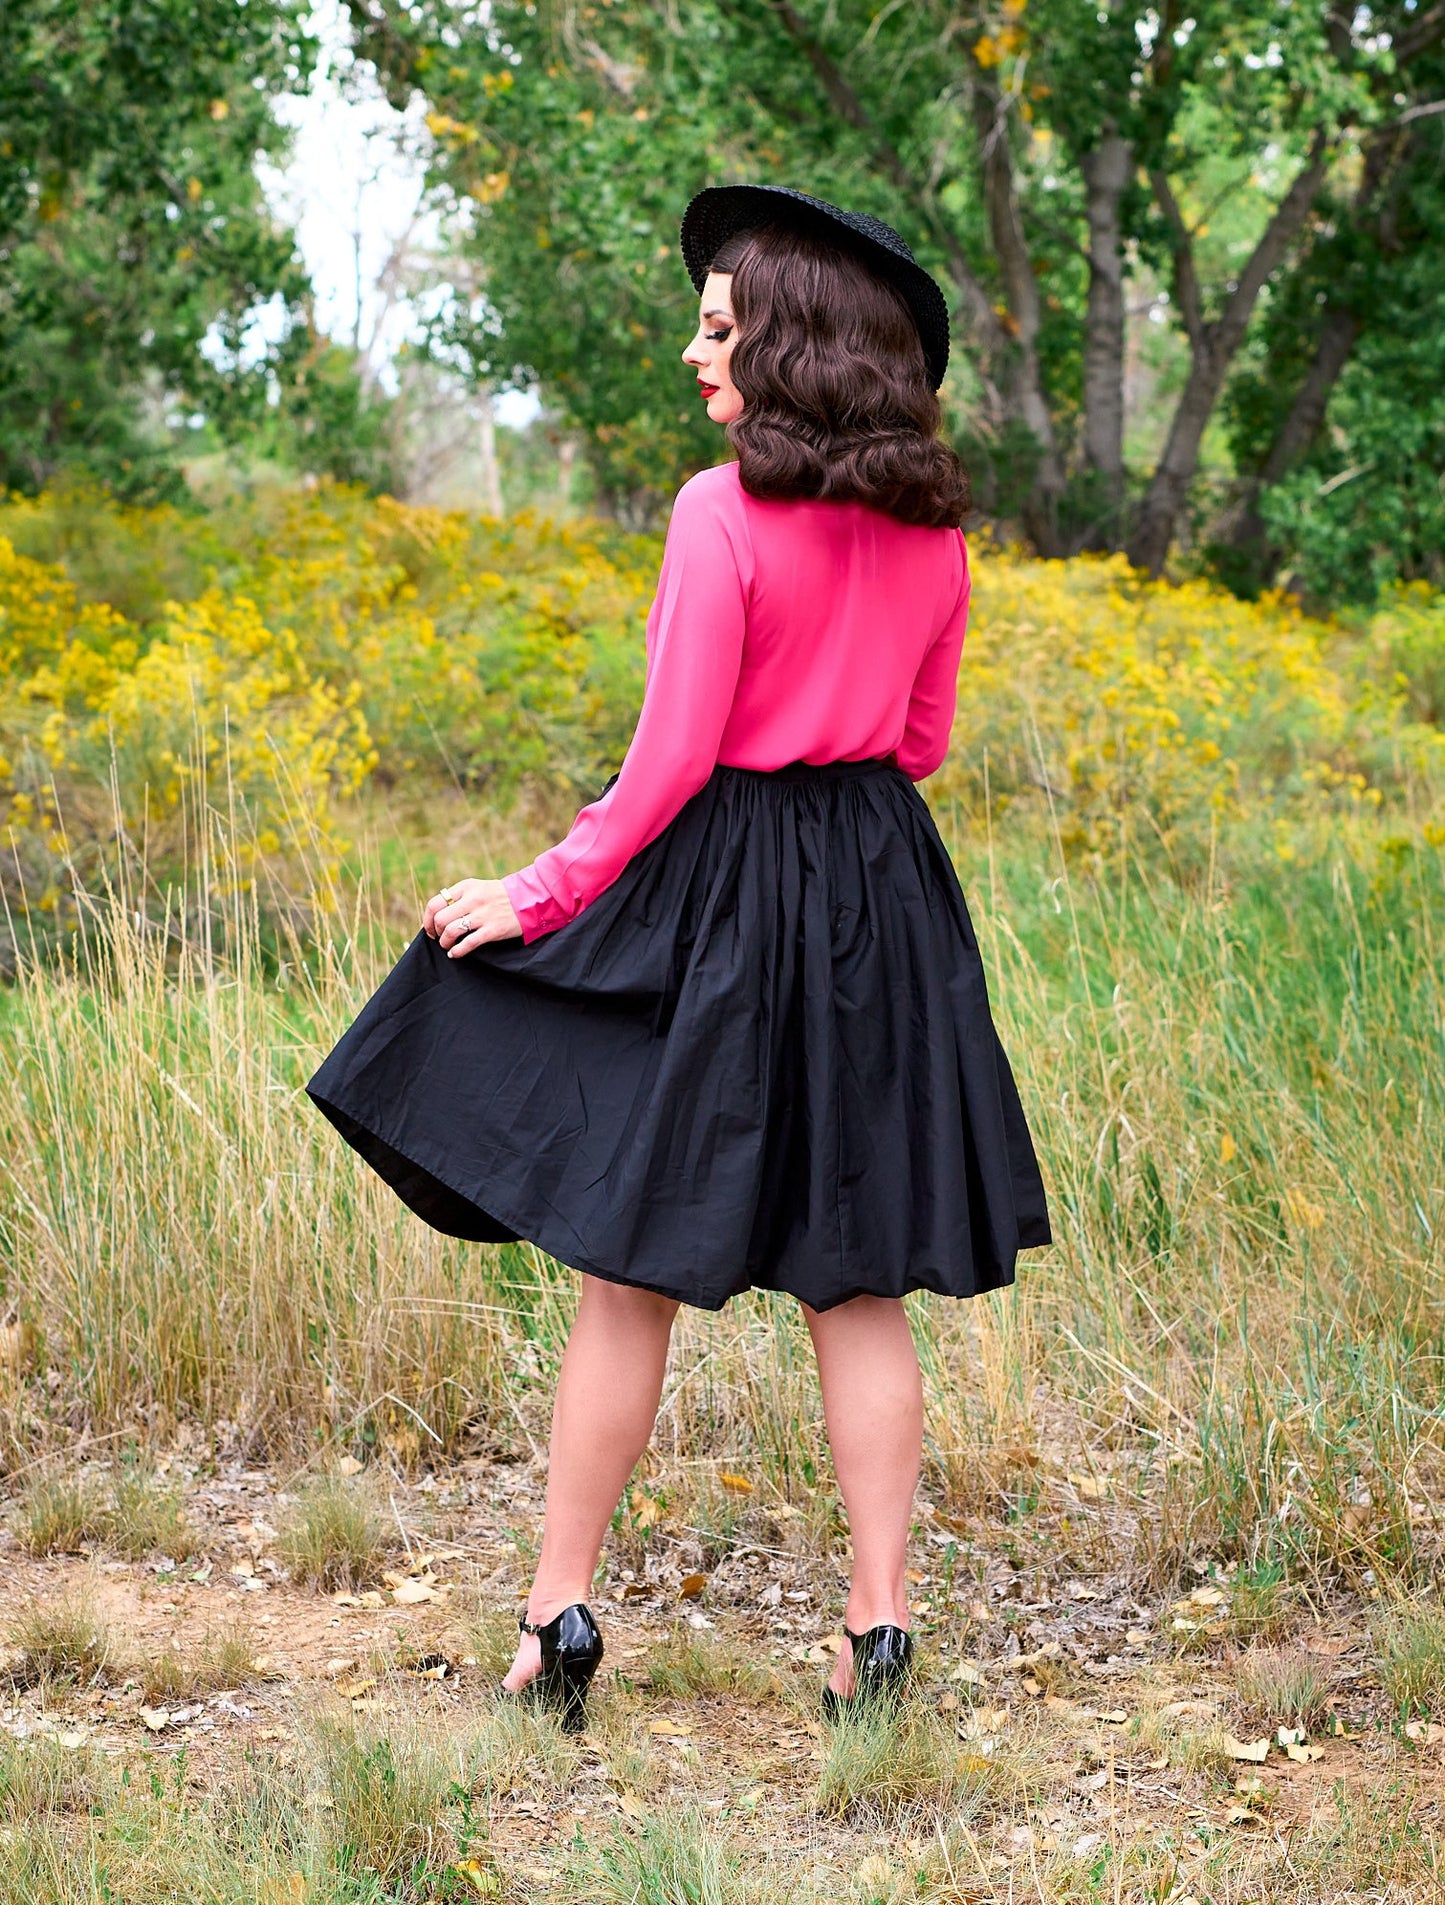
[
  {"xmin": 934, "ymin": 552, "xmax": 1445, "ymax": 873},
  {"xmin": 2, "ymin": 483, "xmax": 1441, "ymax": 962},
  {"xmin": 0, "ymin": 486, "xmax": 658, "ymax": 955}
]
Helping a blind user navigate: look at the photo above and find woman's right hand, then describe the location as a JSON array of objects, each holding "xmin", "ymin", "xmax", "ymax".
[{"xmin": 424, "ymin": 878, "xmax": 523, "ymax": 956}]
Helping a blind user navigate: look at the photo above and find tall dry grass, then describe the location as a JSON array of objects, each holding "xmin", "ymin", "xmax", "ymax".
[{"xmin": 0, "ymin": 737, "xmax": 1440, "ymax": 1595}]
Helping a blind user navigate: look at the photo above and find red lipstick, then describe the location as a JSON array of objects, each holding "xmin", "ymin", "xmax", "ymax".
[{"xmin": 698, "ymin": 383, "xmax": 719, "ymax": 398}]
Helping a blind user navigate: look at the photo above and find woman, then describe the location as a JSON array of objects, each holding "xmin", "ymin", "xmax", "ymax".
[{"xmin": 307, "ymin": 184, "xmax": 1051, "ymax": 1733}]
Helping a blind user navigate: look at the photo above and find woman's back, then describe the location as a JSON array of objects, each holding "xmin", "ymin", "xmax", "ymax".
[
  {"xmin": 698, "ymin": 463, "xmax": 970, "ymax": 774},
  {"xmin": 501, "ymin": 465, "xmax": 971, "ymax": 942}
]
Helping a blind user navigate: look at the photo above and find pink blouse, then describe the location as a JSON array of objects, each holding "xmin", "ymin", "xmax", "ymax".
[{"xmin": 502, "ymin": 461, "xmax": 971, "ymax": 944}]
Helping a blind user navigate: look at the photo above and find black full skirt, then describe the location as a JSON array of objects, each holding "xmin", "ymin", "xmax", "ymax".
[{"xmin": 306, "ymin": 758, "xmax": 1051, "ymax": 1312}]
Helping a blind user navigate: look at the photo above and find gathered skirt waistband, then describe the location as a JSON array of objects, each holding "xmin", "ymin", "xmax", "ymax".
[{"xmin": 715, "ymin": 756, "xmax": 899, "ymax": 785}]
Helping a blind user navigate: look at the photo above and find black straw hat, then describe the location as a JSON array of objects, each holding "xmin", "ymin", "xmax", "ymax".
[{"xmin": 680, "ymin": 184, "xmax": 950, "ymax": 390}]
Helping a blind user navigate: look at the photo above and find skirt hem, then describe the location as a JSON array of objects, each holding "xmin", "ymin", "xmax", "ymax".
[{"xmin": 307, "ymin": 1084, "xmax": 1029, "ymax": 1314}]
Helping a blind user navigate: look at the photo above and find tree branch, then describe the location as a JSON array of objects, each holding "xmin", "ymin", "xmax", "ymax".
[
  {"xmin": 750, "ymin": 0, "xmax": 1009, "ymax": 360},
  {"xmin": 1129, "ymin": 131, "xmax": 1334, "ymax": 573},
  {"xmin": 1210, "ymin": 128, "xmax": 1331, "ymax": 365},
  {"xmin": 1147, "ymin": 168, "xmax": 1205, "ymax": 353},
  {"xmin": 1394, "ymin": 1, "xmax": 1445, "ymax": 64}
]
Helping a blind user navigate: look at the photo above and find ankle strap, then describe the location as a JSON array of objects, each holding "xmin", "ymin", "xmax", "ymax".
[{"xmin": 519, "ymin": 1612, "xmax": 544, "ymax": 1635}]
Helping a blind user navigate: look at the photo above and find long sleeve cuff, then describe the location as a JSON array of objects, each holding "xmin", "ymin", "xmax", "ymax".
[{"xmin": 501, "ymin": 865, "xmax": 575, "ymax": 944}]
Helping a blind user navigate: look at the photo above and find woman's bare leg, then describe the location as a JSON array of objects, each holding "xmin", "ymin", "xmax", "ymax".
[
  {"xmin": 802, "ymin": 1294, "xmax": 923, "ymax": 1699},
  {"xmin": 503, "ymin": 1274, "xmax": 679, "ymax": 1691}
]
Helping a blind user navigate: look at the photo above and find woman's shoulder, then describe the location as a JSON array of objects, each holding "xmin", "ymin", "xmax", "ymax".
[
  {"xmin": 672, "ymin": 460, "xmax": 745, "ymax": 515},
  {"xmin": 666, "ymin": 464, "xmax": 752, "ymax": 560}
]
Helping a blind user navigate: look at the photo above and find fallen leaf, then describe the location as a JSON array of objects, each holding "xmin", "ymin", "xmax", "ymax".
[
  {"xmin": 1285, "ymin": 1742, "xmax": 1324, "ymax": 1763},
  {"xmin": 719, "ymin": 1472, "xmax": 753, "ymax": 1494},
  {"xmin": 628, "ymin": 1489, "xmax": 659, "ymax": 1530},
  {"xmin": 412, "ymin": 1653, "xmax": 452, "ymax": 1680},
  {"xmin": 962, "ymin": 1706, "xmax": 1009, "ymax": 1737},
  {"xmin": 339, "ymin": 1678, "xmax": 376, "ymax": 1701},
  {"xmin": 323, "ymin": 1658, "xmax": 356, "ymax": 1679},
  {"xmin": 679, "ymin": 1573, "xmax": 708, "ymax": 1600},
  {"xmin": 647, "ymin": 1718, "xmax": 691, "ymax": 1736},
  {"xmin": 261, "ymin": 1878, "xmax": 306, "ymax": 1905},
  {"xmin": 1021, "ymin": 1675, "xmax": 1043, "ymax": 1697},
  {"xmin": 139, "ymin": 1707, "xmax": 170, "ymax": 1732},
  {"xmin": 1091, "ymin": 1709, "xmax": 1129, "ymax": 1725},
  {"xmin": 1303, "ymin": 1632, "xmax": 1351, "ymax": 1658},
  {"xmin": 330, "ymin": 1594, "xmax": 362, "ymax": 1610},
  {"xmin": 950, "ymin": 1661, "xmax": 985, "ymax": 1686},
  {"xmin": 1180, "ymin": 1584, "xmax": 1227, "ymax": 1610},
  {"xmin": 1223, "ymin": 1736, "xmax": 1270, "ymax": 1763},
  {"xmin": 938, "ymin": 1692, "xmax": 960, "ymax": 1712},
  {"xmin": 335, "ymin": 1455, "xmax": 365, "ymax": 1477},
  {"xmin": 54, "ymin": 1729, "xmax": 88, "ymax": 1750},
  {"xmin": 1066, "ymin": 1473, "xmax": 1111, "ymax": 1500},
  {"xmin": 453, "ymin": 1858, "xmax": 502, "ymax": 1897},
  {"xmin": 1404, "ymin": 1720, "xmax": 1445, "ymax": 1744},
  {"xmin": 390, "ymin": 1577, "xmax": 436, "ymax": 1606},
  {"xmin": 1163, "ymin": 1698, "xmax": 1218, "ymax": 1720},
  {"xmin": 1277, "ymin": 1725, "xmax": 1306, "ymax": 1747},
  {"xmin": 1225, "ymin": 1805, "xmax": 1267, "ymax": 1826}
]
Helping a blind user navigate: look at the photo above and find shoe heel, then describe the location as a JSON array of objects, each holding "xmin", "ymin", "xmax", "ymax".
[
  {"xmin": 517, "ymin": 1601, "xmax": 604, "ymax": 1734},
  {"xmin": 543, "ymin": 1648, "xmax": 601, "ymax": 1733},
  {"xmin": 821, "ymin": 1622, "xmax": 913, "ymax": 1721}
]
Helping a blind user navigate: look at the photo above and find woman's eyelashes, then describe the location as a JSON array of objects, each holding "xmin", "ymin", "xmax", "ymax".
[{"xmin": 704, "ymin": 326, "xmax": 732, "ymax": 343}]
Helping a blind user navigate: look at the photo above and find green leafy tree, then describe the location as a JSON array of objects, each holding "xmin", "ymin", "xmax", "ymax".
[
  {"xmin": 1218, "ymin": 35, "xmax": 1445, "ymax": 601},
  {"xmin": 346, "ymin": 0, "xmax": 1444, "ymax": 576},
  {"xmin": 0, "ymin": 0, "xmax": 323, "ymax": 494}
]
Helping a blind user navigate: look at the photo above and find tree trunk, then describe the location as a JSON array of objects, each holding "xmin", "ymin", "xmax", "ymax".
[
  {"xmin": 1227, "ymin": 121, "xmax": 1414, "ymax": 583},
  {"xmin": 1079, "ymin": 127, "xmax": 1133, "ymax": 548},
  {"xmin": 476, "ymin": 388, "xmax": 505, "ymax": 517},
  {"xmin": 1127, "ymin": 137, "xmax": 1330, "ymax": 575},
  {"xmin": 968, "ymin": 62, "xmax": 1068, "ymax": 555},
  {"xmin": 1226, "ymin": 305, "xmax": 1361, "ymax": 576}
]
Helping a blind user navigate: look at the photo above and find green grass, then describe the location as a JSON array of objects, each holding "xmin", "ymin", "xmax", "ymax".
[
  {"xmin": 1375, "ymin": 1605, "xmax": 1445, "ymax": 1719},
  {"xmin": 276, "ymin": 1475, "xmax": 389, "ymax": 1592},
  {"xmin": 5, "ymin": 1586, "xmax": 112, "ymax": 1690}
]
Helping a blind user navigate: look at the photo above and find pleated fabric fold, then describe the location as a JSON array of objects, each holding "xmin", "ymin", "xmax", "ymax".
[{"xmin": 306, "ymin": 758, "xmax": 1051, "ymax": 1312}]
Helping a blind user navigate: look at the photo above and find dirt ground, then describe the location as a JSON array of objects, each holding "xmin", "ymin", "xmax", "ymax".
[{"xmin": 4, "ymin": 1447, "xmax": 1442, "ymax": 1903}]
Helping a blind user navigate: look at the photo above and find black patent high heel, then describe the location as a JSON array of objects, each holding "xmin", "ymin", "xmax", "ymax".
[
  {"xmin": 820, "ymin": 1622, "xmax": 914, "ymax": 1721},
  {"xmin": 509, "ymin": 1602, "xmax": 604, "ymax": 1733}
]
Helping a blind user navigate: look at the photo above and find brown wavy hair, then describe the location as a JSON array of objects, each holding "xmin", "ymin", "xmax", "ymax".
[{"xmin": 708, "ymin": 223, "xmax": 970, "ymax": 529}]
